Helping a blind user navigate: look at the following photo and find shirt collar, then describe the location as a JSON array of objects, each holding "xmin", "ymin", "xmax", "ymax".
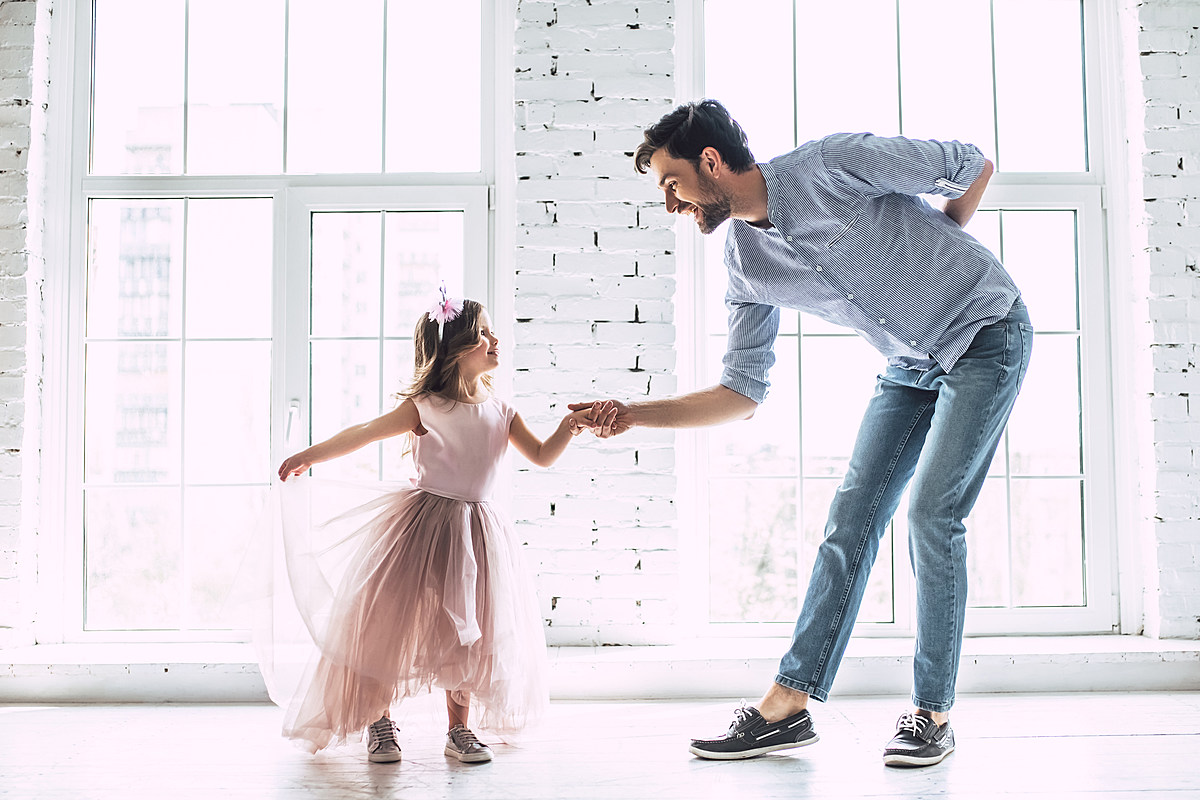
[{"xmin": 755, "ymin": 160, "xmax": 783, "ymax": 231}]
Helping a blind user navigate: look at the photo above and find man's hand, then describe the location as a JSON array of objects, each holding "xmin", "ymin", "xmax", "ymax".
[
  {"xmin": 566, "ymin": 403, "xmax": 616, "ymax": 436},
  {"xmin": 568, "ymin": 399, "xmax": 631, "ymax": 438}
]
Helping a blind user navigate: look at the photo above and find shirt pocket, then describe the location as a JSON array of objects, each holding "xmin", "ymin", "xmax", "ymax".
[{"xmin": 826, "ymin": 209, "xmax": 862, "ymax": 249}]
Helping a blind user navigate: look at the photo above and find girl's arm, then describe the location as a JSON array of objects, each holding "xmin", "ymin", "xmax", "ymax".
[
  {"xmin": 508, "ymin": 405, "xmax": 613, "ymax": 468},
  {"xmin": 278, "ymin": 398, "xmax": 423, "ymax": 481}
]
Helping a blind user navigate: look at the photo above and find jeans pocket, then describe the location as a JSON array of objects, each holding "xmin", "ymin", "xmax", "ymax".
[{"xmin": 1015, "ymin": 322, "xmax": 1034, "ymax": 388}]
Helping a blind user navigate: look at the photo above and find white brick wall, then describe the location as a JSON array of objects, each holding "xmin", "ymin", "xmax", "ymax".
[
  {"xmin": 0, "ymin": 0, "xmax": 46, "ymax": 649},
  {"xmin": 512, "ymin": 0, "xmax": 681, "ymax": 645},
  {"xmin": 1138, "ymin": 0, "xmax": 1200, "ymax": 639}
]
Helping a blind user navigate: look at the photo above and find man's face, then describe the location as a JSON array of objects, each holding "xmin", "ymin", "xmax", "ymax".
[{"xmin": 648, "ymin": 148, "xmax": 732, "ymax": 235}]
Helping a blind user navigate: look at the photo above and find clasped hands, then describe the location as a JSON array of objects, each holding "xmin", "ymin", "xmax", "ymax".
[{"xmin": 564, "ymin": 399, "xmax": 630, "ymax": 439}]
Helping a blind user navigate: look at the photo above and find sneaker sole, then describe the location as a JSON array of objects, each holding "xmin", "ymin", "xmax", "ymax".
[
  {"xmin": 444, "ymin": 746, "xmax": 493, "ymax": 763},
  {"xmin": 689, "ymin": 733, "xmax": 820, "ymax": 761},
  {"xmin": 367, "ymin": 751, "xmax": 402, "ymax": 764},
  {"xmin": 882, "ymin": 746, "xmax": 954, "ymax": 767}
]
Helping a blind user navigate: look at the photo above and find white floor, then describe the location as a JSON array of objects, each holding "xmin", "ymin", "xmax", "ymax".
[{"xmin": 1, "ymin": 692, "xmax": 1198, "ymax": 799}]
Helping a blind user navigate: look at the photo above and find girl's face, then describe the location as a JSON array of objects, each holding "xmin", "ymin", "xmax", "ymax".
[{"xmin": 460, "ymin": 309, "xmax": 500, "ymax": 377}]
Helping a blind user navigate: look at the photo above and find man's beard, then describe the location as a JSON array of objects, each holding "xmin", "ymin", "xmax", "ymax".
[{"xmin": 692, "ymin": 171, "xmax": 732, "ymax": 234}]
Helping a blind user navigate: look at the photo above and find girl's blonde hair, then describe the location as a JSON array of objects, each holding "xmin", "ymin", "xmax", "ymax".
[{"xmin": 398, "ymin": 298, "xmax": 492, "ymax": 403}]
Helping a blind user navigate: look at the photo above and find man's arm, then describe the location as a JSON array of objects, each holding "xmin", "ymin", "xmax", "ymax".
[
  {"xmin": 943, "ymin": 158, "xmax": 993, "ymax": 228},
  {"xmin": 820, "ymin": 133, "xmax": 987, "ymax": 202},
  {"xmin": 569, "ymin": 384, "xmax": 758, "ymax": 438}
]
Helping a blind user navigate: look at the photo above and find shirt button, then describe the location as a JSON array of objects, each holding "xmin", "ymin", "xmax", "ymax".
[
  {"xmin": 815, "ymin": 266, "xmax": 823, "ymax": 272},
  {"xmin": 786, "ymin": 235, "xmax": 793, "ymax": 241},
  {"xmin": 846, "ymin": 293, "xmax": 853, "ymax": 300},
  {"xmin": 879, "ymin": 318, "xmax": 887, "ymax": 325},
  {"xmin": 910, "ymin": 340, "xmax": 919, "ymax": 347}
]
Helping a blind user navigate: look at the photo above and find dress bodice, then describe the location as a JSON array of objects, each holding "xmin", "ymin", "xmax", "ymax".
[{"xmin": 410, "ymin": 394, "xmax": 514, "ymax": 502}]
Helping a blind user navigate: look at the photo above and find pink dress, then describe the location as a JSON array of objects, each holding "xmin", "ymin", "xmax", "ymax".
[{"xmin": 275, "ymin": 394, "xmax": 548, "ymax": 752}]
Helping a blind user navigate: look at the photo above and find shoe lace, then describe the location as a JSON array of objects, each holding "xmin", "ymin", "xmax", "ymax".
[
  {"xmin": 897, "ymin": 711, "xmax": 922, "ymax": 737},
  {"xmin": 450, "ymin": 725, "xmax": 481, "ymax": 749},
  {"xmin": 729, "ymin": 701, "xmax": 753, "ymax": 734},
  {"xmin": 370, "ymin": 717, "xmax": 398, "ymax": 748}
]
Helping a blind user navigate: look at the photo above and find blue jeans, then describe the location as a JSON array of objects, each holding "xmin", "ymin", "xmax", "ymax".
[{"xmin": 776, "ymin": 300, "xmax": 1033, "ymax": 713}]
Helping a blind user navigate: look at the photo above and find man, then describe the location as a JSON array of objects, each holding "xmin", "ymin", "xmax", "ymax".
[{"xmin": 573, "ymin": 100, "xmax": 1031, "ymax": 767}]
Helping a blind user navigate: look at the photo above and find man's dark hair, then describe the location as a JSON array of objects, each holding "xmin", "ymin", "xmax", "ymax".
[{"xmin": 633, "ymin": 99, "xmax": 755, "ymax": 175}]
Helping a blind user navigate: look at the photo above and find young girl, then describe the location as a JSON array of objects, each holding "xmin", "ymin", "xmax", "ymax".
[{"xmin": 275, "ymin": 292, "xmax": 611, "ymax": 764}]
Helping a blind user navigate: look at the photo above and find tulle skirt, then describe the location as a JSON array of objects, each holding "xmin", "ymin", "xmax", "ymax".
[{"xmin": 262, "ymin": 478, "xmax": 548, "ymax": 752}]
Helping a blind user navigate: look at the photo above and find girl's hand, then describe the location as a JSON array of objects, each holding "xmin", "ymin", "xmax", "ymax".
[
  {"xmin": 569, "ymin": 401, "xmax": 617, "ymax": 436},
  {"xmin": 278, "ymin": 452, "xmax": 313, "ymax": 481},
  {"xmin": 567, "ymin": 399, "xmax": 627, "ymax": 438},
  {"xmin": 566, "ymin": 407, "xmax": 598, "ymax": 436}
]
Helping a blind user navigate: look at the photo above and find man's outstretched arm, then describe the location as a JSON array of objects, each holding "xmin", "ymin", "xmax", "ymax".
[{"xmin": 570, "ymin": 384, "xmax": 758, "ymax": 438}]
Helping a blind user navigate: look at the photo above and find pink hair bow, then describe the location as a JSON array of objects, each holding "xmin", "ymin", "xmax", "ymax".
[{"xmin": 429, "ymin": 282, "xmax": 463, "ymax": 340}]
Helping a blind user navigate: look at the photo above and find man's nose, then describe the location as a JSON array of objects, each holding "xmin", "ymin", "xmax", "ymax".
[{"xmin": 664, "ymin": 189, "xmax": 679, "ymax": 214}]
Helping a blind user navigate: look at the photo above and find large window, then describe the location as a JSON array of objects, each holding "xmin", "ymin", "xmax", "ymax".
[
  {"xmin": 691, "ymin": 0, "xmax": 1115, "ymax": 634},
  {"xmin": 53, "ymin": 0, "xmax": 491, "ymax": 640}
]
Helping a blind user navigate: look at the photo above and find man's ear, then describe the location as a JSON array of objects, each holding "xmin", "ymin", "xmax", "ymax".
[{"xmin": 699, "ymin": 146, "xmax": 723, "ymax": 178}]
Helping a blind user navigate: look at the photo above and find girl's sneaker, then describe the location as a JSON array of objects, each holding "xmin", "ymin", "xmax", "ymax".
[
  {"xmin": 366, "ymin": 716, "xmax": 402, "ymax": 763},
  {"xmin": 444, "ymin": 724, "xmax": 493, "ymax": 763}
]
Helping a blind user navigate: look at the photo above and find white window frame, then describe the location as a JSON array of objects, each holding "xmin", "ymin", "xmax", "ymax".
[
  {"xmin": 37, "ymin": 0, "xmax": 504, "ymax": 644},
  {"xmin": 676, "ymin": 0, "xmax": 1123, "ymax": 638},
  {"xmin": 278, "ymin": 185, "xmax": 490, "ymax": 474}
]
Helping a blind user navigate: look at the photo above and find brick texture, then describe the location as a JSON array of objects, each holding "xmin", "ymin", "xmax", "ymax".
[
  {"xmin": 512, "ymin": 0, "xmax": 680, "ymax": 645},
  {"xmin": 0, "ymin": 0, "xmax": 45, "ymax": 649},
  {"xmin": 1138, "ymin": 0, "xmax": 1200, "ymax": 639}
]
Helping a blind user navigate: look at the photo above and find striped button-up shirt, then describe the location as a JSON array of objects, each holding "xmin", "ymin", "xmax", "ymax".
[{"xmin": 720, "ymin": 132, "xmax": 1021, "ymax": 404}]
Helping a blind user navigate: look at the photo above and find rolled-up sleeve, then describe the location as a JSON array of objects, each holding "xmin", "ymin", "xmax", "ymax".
[
  {"xmin": 719, "ymin": 299, "xmax": 779, "ymax": 404},
  {"xmin": 820, "ymin": 132, "xmax": 986, "ymax": 199}
]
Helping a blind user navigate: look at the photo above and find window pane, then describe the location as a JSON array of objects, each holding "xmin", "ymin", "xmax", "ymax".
[
  {"xmin": 993, "ymin": 0, "xmax": 1086, "ymax": 171},
  {"xmin": 965, "ymin": 209, "xmax": 1001, "ymax": 259},
  {"xmin": 85, "ymin": 342, "xmax": 181, "ymax": 485},
  {"xmin": 87, "ymin": 200, "xmax": 184, "ymax": 339},
  {"xmin": 287, "ymin": 0, "xmax": 384, "ymax": 172},
  {"xmin": 794, "ymin": 2, "xmax": 899, "ymax": 145},
  {"xmin": 801, "ymin": 335, "xmax": 881, "ymax": 477},
  {"xmin": 703, "ymin": 225, "xmax": 731, "ymax": 336},
  {"xmin": 1000, "ymin": 210, "xmax": 1079, "ymax": 331},
  {"xmin": 310, "ymin": 340, "xmax": 381, "ymax": 481},
  {"xmin": 187, "ymin": 0, "xmax": 285, "ymax": 174},
  {"xmin": 1011, "ymin": 479, "xmax": 1085, "ymax": 606},
  {"xmin": 381, "ymin": 338, "xmax": 417, "ymax": 482},
  {"xmin": 898, "ymin": 0, "xmax": 996, "ymax": 157},
  {"xmin": 383, "ymin": 211, "xmax": 466, "ymax": 337},
  {"xmin": 92, "ymin": 0, "xmax": 184, "ymax": 174},
  {"xmin": 85, "ymin": 487, "xmax": 181, "ymax": 629},
  {"xmin": 184, "ymin": 342, "xmax": 271, "ymax": 484},
  {"xmin": 385, "ymin": 0, "xmax": 481, "ymax": 172},
  {"xmin": 707, "ymin": 336, "xmax": 798, "ymax": 475},
  {"xmin": 965, "ymin": 477, "xmax": 1009, "ymax": 607},
  {"xmin": 185, "ymin": 199, "xmax": 274, "ymax": 339},
  {"xmin": 1007, "ymin": 334, "xmax": 1082, "ymax": 476},
  {"xmin": 705, "ymin": 0, "xmax": 795, "ymax": 159},
  {"xmin": 312, "ymin": 212, "xmax": 383, "ymax": 337},
  {"xmin": 185, "ymin": 486, "xmax": 270, "ymax": 628},
  {"xmin": 709, "ymin": 478, "xmax": 798, "ymax": 623}
]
